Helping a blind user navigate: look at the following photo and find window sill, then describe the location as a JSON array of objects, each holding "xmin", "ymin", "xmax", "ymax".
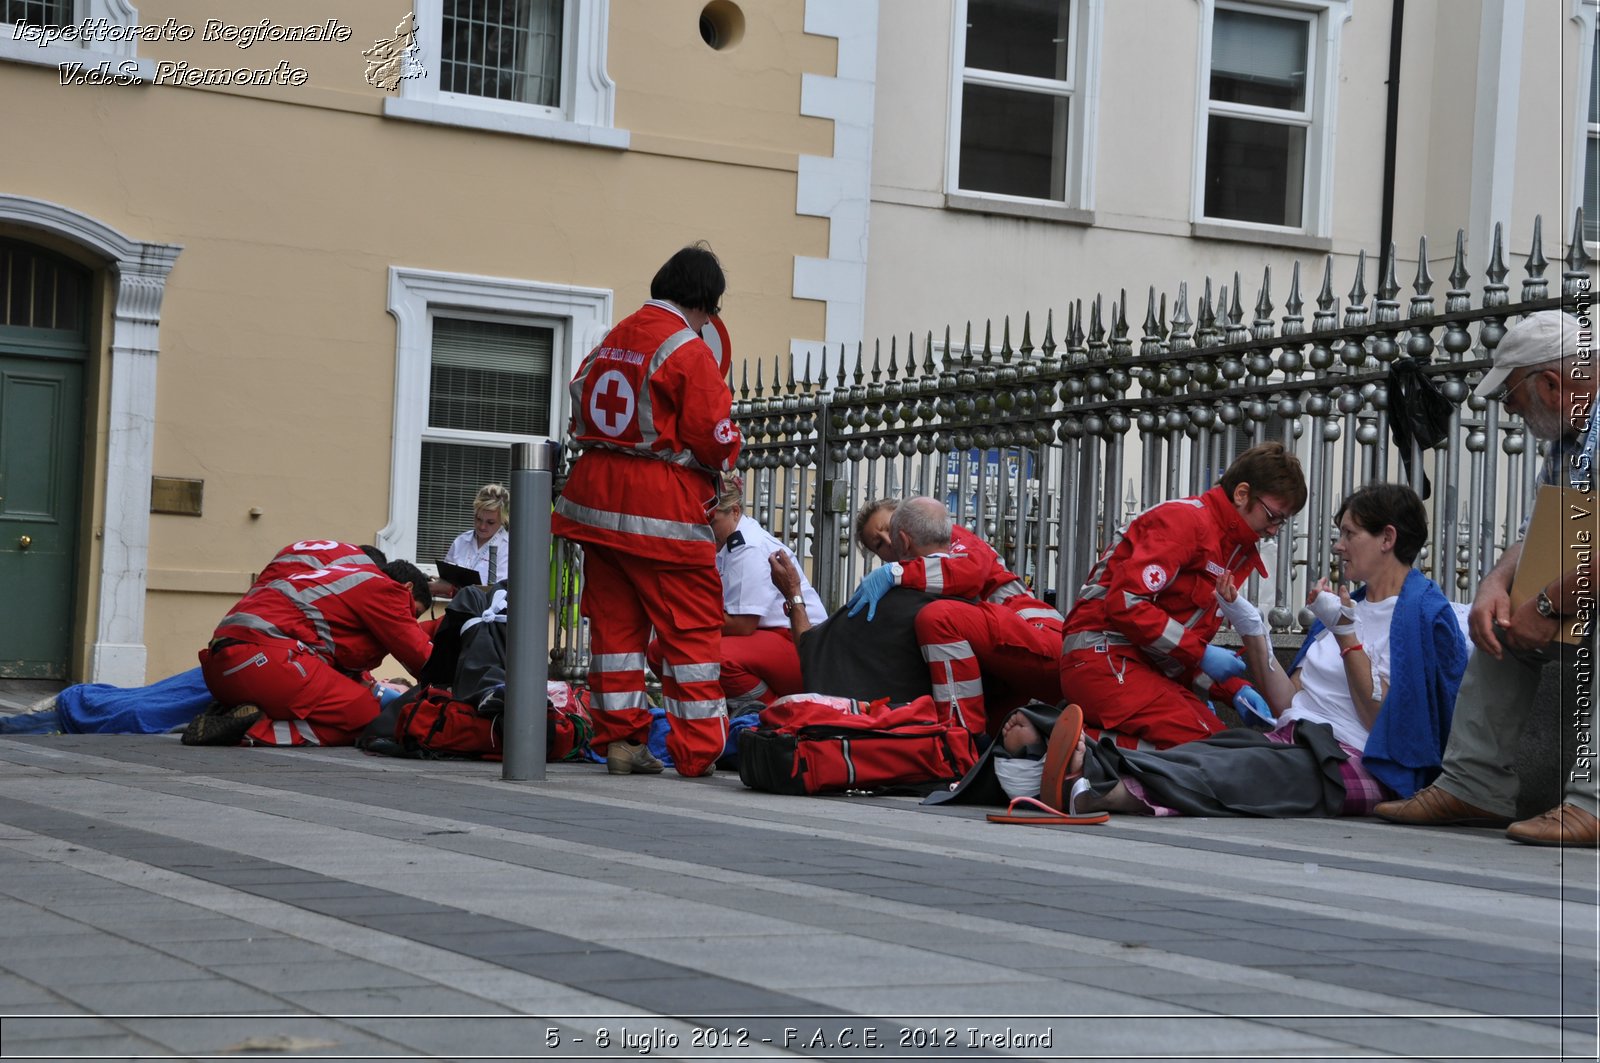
[
  {"xmin": 944, "ymin": 192, "xmax": 1094, "ymax": 227},
  {"xmin": 383, "ymin": 95, "xmax": 629, "ymax": 150},
  {"xmin": 1191, "ymin": 221, "xmax": 1332, "ymax": 253},
  {"xmin": 0, "ymin": 37, "xmax": 153, "ymax": 80}
]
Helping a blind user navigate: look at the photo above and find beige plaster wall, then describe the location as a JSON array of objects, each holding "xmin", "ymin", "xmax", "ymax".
[{"xmin": 1, "ymin": 0, "xmax": 833, "ymax": 679}]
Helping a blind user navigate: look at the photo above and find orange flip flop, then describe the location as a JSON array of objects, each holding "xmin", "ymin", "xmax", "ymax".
[{"xmin": 986, "ymin": 704, "xmax": 1108, "ymax": 826}]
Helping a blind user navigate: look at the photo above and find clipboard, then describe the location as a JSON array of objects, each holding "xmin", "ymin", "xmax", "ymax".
[
  {"xmin": 435, "ymin": 558, "xmax": 484, "ymax": 589},
  {"xmin": 1509, "ymin": 484, "xmax": 1598, "ymax": 645}
]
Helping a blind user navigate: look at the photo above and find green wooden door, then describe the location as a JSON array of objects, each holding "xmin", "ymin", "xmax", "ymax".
[{"xmin": 0, "ymin": 242, "xmax": 89, "ymax": 679}]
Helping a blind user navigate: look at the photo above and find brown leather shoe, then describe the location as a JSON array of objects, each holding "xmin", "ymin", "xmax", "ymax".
[
  {"xmin": 1373, "ymin": 784, "xmax": 1512, "ymax": 828},
  {"xmin": 1506, "ymin": 804, "xmax": 1600, "ymax": 848}
]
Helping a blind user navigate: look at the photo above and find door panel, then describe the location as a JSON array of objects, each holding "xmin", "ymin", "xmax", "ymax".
[{"xmin": 0, "ymin": 358, "xmax": 83, "ymax": 678}]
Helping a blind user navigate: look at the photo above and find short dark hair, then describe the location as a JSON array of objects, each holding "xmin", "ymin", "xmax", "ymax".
[
  {"xmin": 382, "ymin": 560, "xmax": 431, "ymax": 612},
  {"xmin": 650, "ymin": 243, "xmax": 726, "ymax": 314},
  {"xmin": 1220, "ymin": 442, "xmax": 1308, "ymax": 512},
  {"xmin": 1336, "ymin": 483, "xmax": 1429, "ymax": 565},
  {"xmin": 360, "ymin": 544, "xmax": 389, "ymax": 567}
]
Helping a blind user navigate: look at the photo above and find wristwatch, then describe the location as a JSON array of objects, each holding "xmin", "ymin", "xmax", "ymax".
[
  {"xmin": 782, "ymin": 594, "xmax": 805, "ymax": 616},
  {"xmin": 1535, "ymin": 589, "xmax": 1560, "ymax": 619}
]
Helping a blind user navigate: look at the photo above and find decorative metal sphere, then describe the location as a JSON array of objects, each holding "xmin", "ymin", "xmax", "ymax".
[
  {"xmin": 1247, "ymin": 353, "xmax": 1274, "ymax": 376},
  {"xmin": 846, "ymin": 409, "xmax": 865, "ymax": 428},
  {"xmin": 828, "ymin": 444, "xmax": 847, "ymax": 463},
  {"xmin": 1480, "ymin": 320, "xmax": 1506, "ymax": 349},
  {"xmin": 1502, "ymin": 430, "xmax": 1525, "ymax": 456},
  {"xmin": 1339, "ymin": 340, "xmax": 1366, "ymax": 366},
  {"xmin": 863, "ymin": 440, "xmax": 882, "ymax": 460},
  {"xmin": 1185, "ymin": 422, "xmax": 1201, "ymax": 439},
  {"xmin": 1086, "ymin": 372, "xmax": 1108, "ymax": 396},
  {"xmin": 1277, "ymin": 396, "xmax": 1301, "ymax": 418},
  {"xmin": 1355, "ymin": 423, "xmax": 1379, "ymax": 445},
  {"xmin": 973, "ymin": 431, "xmax": 993, "ymax": 449},
  {"xmin": 1061, "ymin": 378, "xmax": 1085, "ymax": 400},
  {"xmin": 831, "ymin": 410, "xmax": 848, "ymax": 429},
  {"xmin": 778, "ymin": 449, "xmax": 797, "ymax": 468},
  {"xmin": 1166, "ymin": 366, "xmax": 1191, "ymax": 388},
  {"xmin": 863, "ymin": 407, "xmax": 882, "ymax": 427},
  {"xmin": 1305, "ymin": 393, "xmax": 1331, "ymax": 416},
  {"xmin": 1337, "ymin": 390, "xmax": 1364, "ymax": 414},
  {"xmin": 1164, "ymin": 409, "xmax": 1186, "ymax": 432},
  {"xmin": 953, "ymin": 431, "xmax": 973, "ymax": 450},
  {"xmin": 916, "ymin": 434, "xmax": 936, "ymax": 454},
  {"xmin": 1106, "ymin": 411, "xmax": 1130, "ymax": 434},
  {"xmin": 1083, "ymin": 414, "xmax": 1105, "ymax": 436},
  {"xmin": 1194, "ymin": 362, "xmax": 1219, "ymax": 385},
  {"xmin": 898, "ymin": 437, "xmax": 918, "ymax": 457},
  {"xmin": 1034, "ymin": 424, "xmax": 1055, "ymax": 445},
  {"xmin": 1059, "ymin": 417, "xmax": 1084, "ymax": 441},
  {"xmin": 1321, "ymin": 420, "xmax": 1342, "ymax": 441},
  {"xmin": 1220, "ymin": 358, "xmax": 1247, "ymax": 381},
  {"xmin": 1439, "ymin": 378, "xmax": 1467, "ymax": 402},
  {"xmin": 1108, "ymin": 368, "xmax": 1132, "ymax": 392},
  {"xmin": 1405, "ymin": 331, "xmax": 1434, "ymax": 359},
  {"xmin": 1246, "ymin": 400, "xmax": 1271, "ymax": 423},
  {"xmin": 1369, "ymin": 334, "xmax": 1398, "ymax": 362},
  {"xmin": 1137, "ymin": 410, "xmax": 1160, "ymax": 433},
  {"xmin": 1370, "ymin": 385, "xmax": 1389, "ymax": 411},
  {"xmin": 1465, "ymin": 391, "xmax": 1488, "ymax": 412},
  {"xmin": 1465, "ymin": 428, "xmax": 1486, "ymax": 453},
  {"xmin": 954, "ymin": 398, "xmax": 974, "ymax": 417},
  {"xmin": 1218, "ymin": 402, "xmax": 1242, "ymax": 425},
  {"xmin": 1189, "ymin": 406, "xmax": 1216, "ymax": 428},
  {"xmin": 845, "ymin": 443, "xmax": 864, "ymax": 461},
  {"xmin": 1308, "ymin": 346, "xmax": 1335, "ymax": 370},
  {"xmin": 1296, "ymin": 606, "xmax": 1316, "ymax": 630},
  {"xmin": 1277, "ymin": 350, "xmax": 1304, "ymax": 373},
  {"xmin": 1135, "ymin": 367, "xmax": 1158, "ymax": 389},
  {"xmin": 1269, "ymin": 605, "xmax": 1295, "ymax": 632}
]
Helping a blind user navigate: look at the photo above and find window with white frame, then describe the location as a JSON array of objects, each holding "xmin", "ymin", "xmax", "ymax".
[
  {"xmin": 384, "ymin": 0, "xmax": 626, "ymax": 149},
  {"xmin": 416, "ymin": 316, "xmax": 557, "ymax": 563},
  {"xmin": 379, "ymin": 267, "xmax": 612, "ymax": 566},
  {"xmin": 1198, "ymin": 1, "xmax": 1344, "ymax": 233},
  {"xmin": 0, "ymin": 0, "xmax": 149, "ymax": 74},
  {"xmin": 950, "ymin": 0, "xmax": 1098, "ymax": 207}
]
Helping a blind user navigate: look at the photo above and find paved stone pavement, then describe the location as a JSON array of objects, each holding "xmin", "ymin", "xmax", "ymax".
[{"xmin": 0, "ymin": 734, "xmax": 1594, "ymax": 1062}]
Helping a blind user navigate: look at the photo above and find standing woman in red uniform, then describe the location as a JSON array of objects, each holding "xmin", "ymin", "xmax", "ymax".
[{"xmin": 553, "ymin": 244, "xmax": 742, "ymax": 778}]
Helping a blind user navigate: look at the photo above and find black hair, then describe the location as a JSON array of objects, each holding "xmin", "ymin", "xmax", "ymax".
[
  {"xmin": 1335, "ymin": 483, "xmax": 1429, "ymax": 565},
  {"xmin": 382, "ymin": 560, "xmax": 431, "ymax": 612},
  {"xmin": 649, "ymin": 242, "xmax": 726, "ymax": 314},
  {"xmin": 360, "ymin": 544, "xmax": 389, "ymax": 567}
]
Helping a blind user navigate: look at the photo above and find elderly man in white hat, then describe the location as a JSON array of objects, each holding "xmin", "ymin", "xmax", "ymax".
[{"xmin": 1377, "ymin": 309, "xmax": 1599, "ymax": 846}]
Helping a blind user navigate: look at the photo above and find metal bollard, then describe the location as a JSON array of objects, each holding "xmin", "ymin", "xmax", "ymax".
[{"xmin": 503, "ymin": 440, "xmax": 560, "ymax": 781}]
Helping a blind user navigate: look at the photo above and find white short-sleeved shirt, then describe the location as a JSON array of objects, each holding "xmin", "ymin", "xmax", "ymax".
[
  {"xmin": 1279, "ymin": 597, "xmax": 1471, "ymax": 748},
  {"xmin": 444, "ymin": 526, "xmax": 510, "ymax": 584},
  {"xmin": 717, "ymin": 515, "xmax": 826, "ymax": 629}
]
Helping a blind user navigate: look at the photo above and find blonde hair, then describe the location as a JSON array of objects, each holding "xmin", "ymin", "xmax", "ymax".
[
  {"xmin": 474, "ymin": 483, "xmax": 510, "ymax": 528},
  {"xmin": 716, "ymin": 471, "xmax": 744, "ymax": 512}
]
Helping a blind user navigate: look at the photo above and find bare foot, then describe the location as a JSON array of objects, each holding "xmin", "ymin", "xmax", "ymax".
[{"xmin": 999, "ymin": 710, "xmax": 1043, "ymax": 755}]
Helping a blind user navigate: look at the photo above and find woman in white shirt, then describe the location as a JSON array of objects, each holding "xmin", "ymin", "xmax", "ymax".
[
  {"xmin": 439, "ymin": 484, "xmax": 511, "ymax": 592},
  {"xmin": 1027, "ymin": 483, "xmax": 1471, "ymax": 819}
]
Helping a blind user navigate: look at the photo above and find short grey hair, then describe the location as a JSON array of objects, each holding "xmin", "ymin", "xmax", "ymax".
[{"xmin": 888, "ymin": 496, "xmax": 952, "ymax": 553}]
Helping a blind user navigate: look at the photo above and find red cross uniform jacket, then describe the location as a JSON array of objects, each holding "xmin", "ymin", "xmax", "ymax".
[
  {"xmin": 553, "ymin": 301, "xmax": 742, "ymax": 564},
  {"xmin": 212, "ymin": 564, "xmax": 432, "ymax": 677},
  {"xmin": 893, "ymin": 525, "xmax": 1064, "ymax": 629},
  {"xmin": 1062, "ymin": 485, "xmax": 1266, "ymax": 684}
]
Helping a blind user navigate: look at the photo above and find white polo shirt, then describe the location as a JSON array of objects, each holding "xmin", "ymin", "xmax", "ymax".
[{"xmin": 717, "ymin": 515, "xmax": 827, "ymax": 629}]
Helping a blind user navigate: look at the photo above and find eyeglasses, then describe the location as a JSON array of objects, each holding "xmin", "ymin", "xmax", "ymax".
[
  {"xmin": 1489, "ymin": 369, "xmax": 1541, "ymax": 405},
  {"xmin": 1253, "ymin": 497, "xmax": 1290, "ymax": 527}
]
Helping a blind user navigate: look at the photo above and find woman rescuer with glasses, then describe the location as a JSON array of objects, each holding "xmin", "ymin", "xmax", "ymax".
[{"xmin": 1059, "ymin": 442, "xmax": 1308, "ymax": 749}]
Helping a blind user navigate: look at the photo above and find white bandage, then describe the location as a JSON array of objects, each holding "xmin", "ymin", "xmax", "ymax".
[
  {"xmin": 1310, "ymin": 591, "xmax": 1358, "ymax": 635},
  {"xmin": 1215, "ymin": 591, "xmax": 1267, "ymax": 637}
]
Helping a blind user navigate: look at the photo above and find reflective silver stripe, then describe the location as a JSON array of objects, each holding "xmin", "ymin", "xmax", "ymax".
[
  {"xmin": 593, "ymin": 652, "xmax": 648, "ymax": 673},
  {"xmin": 1061, "ymin": 631, "xmax": 1131, "ymax": 653},
  {"xmin": 989, "ymin": 580, "xmax": 1026, "ymax": 603},
  {"xmin": 931, "ymin": 677, "xmax": 985, "ymax": 700},
  {"xmin": 569, "ymin": 345, "xmax": 607, "ymax": 438},
  {"xmin": 593, "ymin": 690, "xmax": 649, "ymax": 713},
  {"xmin": 1152, "ymin": 617, "xmax": 1187, "ymax": 654},
  {"xmin": 841, "ymin": 737, "xmax": 857, "ymax": 785},
  {"xmin": 1017, "ymin": 607, "xmax": 1063, "ymax": 623},
  {"xmin": 730, "ymin": 679, "xmax": 770, "ymax": 700},
  {"xmin": 662, "ymin": 660, "xmax": 721, "ymax": 684},
  {"xmin": 922, "ymin": 557, "xmax": 944, "ymax": 594},
  {"xmin": 216, "ymin": 613, "xmax": 296, "ymax": 643},
  {"xmin": 922, "ymin": 641, "xmax": 974, "ymax": 663},
  {"xmin": 267, "ymin": 569, "xmax": 382, "ymax": 657},
  {"xmin": 1076, "ymin": 582, "xmax": 1107, "ymax": 601},
  {"xmin": 554, "ymin": 496, "xmax": 716, "ymax": 545},
  {"xmin": 276, "ymin": 550, "xmax": 370, "ymax": 570},
  {"xmin": 294, "ymin": 720, "xmax": 321, "ymax": 745},
  {"xmin": 272, "ymin": 721, "xmax": 294, "ymax": 745},
  {"xmin": 636, "ymin": 328, "xmax": 699, "ymax": 447},
  {"xmin": 661, "ymin": 696, "xmax": 725, "ymax": 720}
]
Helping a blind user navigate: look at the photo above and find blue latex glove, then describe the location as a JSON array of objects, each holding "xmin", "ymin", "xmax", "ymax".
[
  {"xmin": 1200, "ymin": 644, "xmax": 1246, "ymax": 682},
  {"xmin": 1232, "ymin": 684, "xmax": 1274, "ymax": 727},
  {"xmin": 846, "ymin": 565, "xmax": 898, "ymax": 621}
]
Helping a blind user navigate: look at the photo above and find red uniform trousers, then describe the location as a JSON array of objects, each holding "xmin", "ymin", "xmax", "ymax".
[
  {"xmin": 199, "ymin": 640, "xmax": 380, "ymax": 747},
  {"xmin": 647, "ymin": 626, "xmax": 801, "ymax": 707},
  {"xmin": 1059, "ymin": 646, "xmax": 1226, "ymax": 749},
  {"xmin": 581, "ymin": 542, "xmax": 727, "ymax": 777},
  {"xmin": 915, "ymin": 599, "xmax": 1062, "ymax": 739}
]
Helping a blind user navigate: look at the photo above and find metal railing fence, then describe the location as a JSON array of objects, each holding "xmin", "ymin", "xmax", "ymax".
[{"xmin": 551, "ymin": 211, "xmax": 1594, "ymax": 679}]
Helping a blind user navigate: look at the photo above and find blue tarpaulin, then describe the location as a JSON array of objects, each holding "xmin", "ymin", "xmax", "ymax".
[{"xmin": 0, "ymin": 668, "xmax": 213, "ymax": 735}]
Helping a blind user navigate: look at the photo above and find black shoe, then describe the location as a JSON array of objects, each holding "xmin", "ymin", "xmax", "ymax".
[{"xmin": 181, "ymin": 703, "xmax": 262, "ymax": 746}]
